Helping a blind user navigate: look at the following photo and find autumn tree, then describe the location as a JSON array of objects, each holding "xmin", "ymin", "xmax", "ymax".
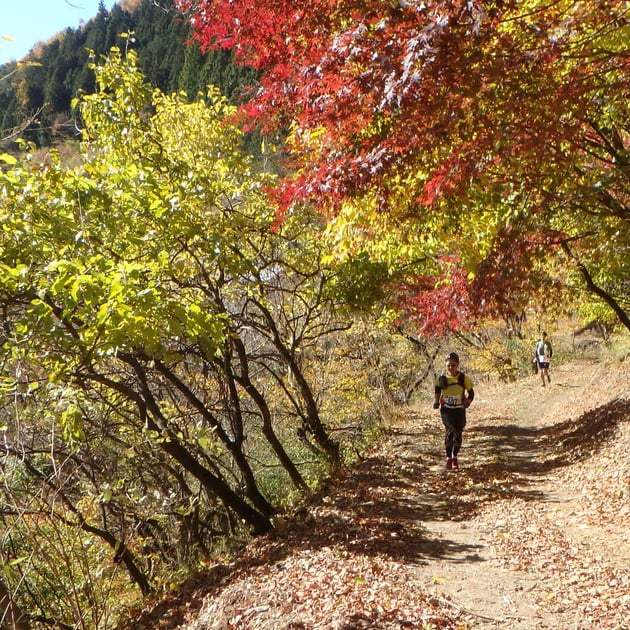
[
  {"xmin": 179, "ymin": 0, "xmax": 629, "ymax": 334},
  {"xmin": 0, "ymin": 47, "xmax": 385, "ymax": 625}
]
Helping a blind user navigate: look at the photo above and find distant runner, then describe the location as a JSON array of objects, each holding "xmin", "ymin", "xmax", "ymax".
[
  {"xmin": 535, "ymin": 332, "xmax": 553, "ymax": 387},
  {"xmin": 433, "ymin": 352, "xmax": 474, "ymax": 470}
]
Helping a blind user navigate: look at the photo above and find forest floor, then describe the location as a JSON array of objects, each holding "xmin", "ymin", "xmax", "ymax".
[{"xmin": 122, "ymin": 348, "xmax": 630, "ymax": 630}]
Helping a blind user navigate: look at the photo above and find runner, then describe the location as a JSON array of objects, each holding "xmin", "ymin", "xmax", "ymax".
[
  {"xmin": 433, "ymin": 352, "xmax": 474, "ymax": 470},
  {"xmin": 535, "ymin": 332, "xmax": 553, "ymax": 387}
]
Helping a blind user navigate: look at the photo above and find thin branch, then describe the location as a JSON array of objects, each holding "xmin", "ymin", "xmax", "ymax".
[
  {"xmin": 0, "ymin": 106, "xmax": 44, "ymax": 144},
  {"xmin": 560, "ymin": 241, "xmax": 630, "ymax": 332}
]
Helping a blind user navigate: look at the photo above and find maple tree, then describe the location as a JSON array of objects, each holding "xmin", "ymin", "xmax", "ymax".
[{"xmin": 178, "ymin": 0, "xmax": 629, "ymax": 334}]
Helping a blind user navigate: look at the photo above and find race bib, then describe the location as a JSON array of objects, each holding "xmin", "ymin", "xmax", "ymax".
[{"xmin": 444, "ymin": 395, "xmax": 463, "ymax": 407}]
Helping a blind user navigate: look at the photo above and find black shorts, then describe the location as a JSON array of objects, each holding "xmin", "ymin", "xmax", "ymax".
[{"xmin": 440, "ymin": 406, "xmax": 466, "ymax": 431}]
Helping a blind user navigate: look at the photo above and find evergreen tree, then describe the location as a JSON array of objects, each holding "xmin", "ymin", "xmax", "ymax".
[{"xmin": 178, "ymin": 40, "xmax": 204, "ymax": 98}]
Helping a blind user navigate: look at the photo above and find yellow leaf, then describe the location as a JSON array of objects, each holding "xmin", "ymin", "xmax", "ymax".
[
  {"xmin": 0, "ymin": 153, "xmax": 17, "ymax": 165},
  {"xmin": 431, "ymin": 575, "xmax": 447, "ymax": 584}
]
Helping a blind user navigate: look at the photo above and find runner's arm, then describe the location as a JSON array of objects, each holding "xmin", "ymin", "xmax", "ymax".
[
  {"xmin": 433, "ymin": 383, "xmax": 441, "ymax": 408},
  {"xmin": 465, "ymin": 388, "xmax": 474, "ymax": 404}
]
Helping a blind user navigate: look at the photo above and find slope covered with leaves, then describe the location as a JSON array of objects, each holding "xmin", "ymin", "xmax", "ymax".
[{"xmin": 119, "ymin": 347, "xmax": 630, "ymax": 629}]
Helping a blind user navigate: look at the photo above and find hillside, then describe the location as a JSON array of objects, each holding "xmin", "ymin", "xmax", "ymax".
[
  {"xmin": 0, "ymin": 0, "xmax": 257, "ymax": 148},
  {"xmin": 118, "ymin": 345, "xmax": 630, "ymax": 629}
]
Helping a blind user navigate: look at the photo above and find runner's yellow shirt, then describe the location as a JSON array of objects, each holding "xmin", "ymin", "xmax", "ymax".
[{"xmin": 435, "ymin": 373, "xmax": 474, "ymax": 408}]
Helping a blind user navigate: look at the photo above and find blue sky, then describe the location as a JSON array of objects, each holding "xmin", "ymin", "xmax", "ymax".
[{"xmin": 1, "ymin": 0, "xmax": 113, "ymax": 65}]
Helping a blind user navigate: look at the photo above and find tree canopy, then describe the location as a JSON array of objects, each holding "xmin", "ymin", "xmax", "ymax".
[{"xmin": 179, "ymin": 0, "xmax": 629, "ymax": 333}]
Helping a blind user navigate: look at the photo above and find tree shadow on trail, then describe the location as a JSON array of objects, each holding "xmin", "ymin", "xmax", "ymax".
[
  {"xmin": 266, "ymin": 398, "xmax": 630, "ymax": 568},
  {"xmin": 469, "ymin": 397, "xmax": 630, "ymax": 476},
  {"xmin": 253, "ymin": 398, "xmax": 627, "ymax": 567}
]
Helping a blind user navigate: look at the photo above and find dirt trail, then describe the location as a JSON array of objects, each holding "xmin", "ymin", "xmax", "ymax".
[
  {"xmin": 125, "ymin": 356, "xmax": 630, "ymax": 629},
  {"xmin": 401, "ymin": 357, "xmax": 630, "ymax": 629}
]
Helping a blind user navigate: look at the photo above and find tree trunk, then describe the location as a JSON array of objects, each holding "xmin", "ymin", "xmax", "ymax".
[
  {"xmin": 20, "ymin": 456, "xmax": 153, "ymax": 596},
  {"xmin": 153, "ymin": 419, "xmax": 273, "ymax": 534},
  {"xmin": 219, "ymin": 346, "xmax": 276, "ymax": 516},
  {"xmin": 80, "ymin": 523, "xmax": 152, "ymax": 596},
  {"xmin": 253, "ymin": 300, "xmax": 341, "ymax": 469},
  {"xmin": 230, "ymin": 334, "xmax": 310, "ymax": 493},
  {"xmin": 85, "ymin": 369, "xmax": 273, "ymax": 536},
  {"xmin": 151, "ymin": 358, "xmax": 275, "ymax": 518}
]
